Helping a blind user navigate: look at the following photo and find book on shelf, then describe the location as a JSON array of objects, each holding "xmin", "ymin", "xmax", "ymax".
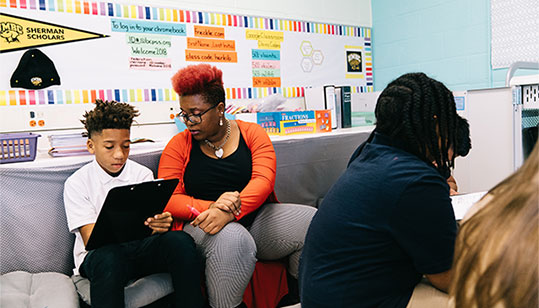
[{"xmin": 304, "ymin": 85, "xmax": 338, "ymax": 129}]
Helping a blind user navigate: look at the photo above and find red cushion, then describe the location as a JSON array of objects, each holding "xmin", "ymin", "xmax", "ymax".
[{"xmin": 243, "ymin": 261, "xmax": 288, "ymax": 308}]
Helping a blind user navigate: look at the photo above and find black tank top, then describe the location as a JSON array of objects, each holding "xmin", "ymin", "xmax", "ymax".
[{"xmin": 184, "ymin": 133, "xmax": 259, "ymax": 226}]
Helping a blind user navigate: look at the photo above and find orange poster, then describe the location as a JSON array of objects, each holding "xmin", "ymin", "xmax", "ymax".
[
  {"xmin": 252, "ymin": 77, "xmax": 281, "ymax": 87},
  {"xmin": 193, "ymin": 25, "xmax": 225, "ymax": 38},
  {"xmin": 185, "ymin": 50, "xmax": 237, "ymax": 63},
  {"xmin": 187, "ymin": 37, "xmax": 235, "ymax": 51}
]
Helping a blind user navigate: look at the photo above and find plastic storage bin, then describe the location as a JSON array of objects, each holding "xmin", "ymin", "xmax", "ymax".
[{"xmin": 0, "ymin": 133, "xmax": 41, "ymax": 164}]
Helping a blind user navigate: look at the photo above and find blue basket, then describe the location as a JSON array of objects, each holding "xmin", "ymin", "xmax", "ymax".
[{"xmin": 0, "ymin": 133, "xmax": 41, "ymax": 164}]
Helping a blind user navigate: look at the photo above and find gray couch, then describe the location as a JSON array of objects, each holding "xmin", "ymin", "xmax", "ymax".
[
  {"xmin": 0, "ymin": 130, "xmax": 370, "ymax": 307},
  {"xmin": 0, "ymin": 151, "xmax": 170, "ymax": 308}
]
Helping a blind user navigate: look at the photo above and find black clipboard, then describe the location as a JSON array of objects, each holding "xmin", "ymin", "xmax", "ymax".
[{"xmin": 85, "ymin": 178, "xmax": 179, "ymax": 251}]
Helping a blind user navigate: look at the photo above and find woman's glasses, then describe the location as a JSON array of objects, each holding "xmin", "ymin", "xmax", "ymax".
[{"xmin": 177, "ymin": 104, "xmax": 218, "ymax": 124}]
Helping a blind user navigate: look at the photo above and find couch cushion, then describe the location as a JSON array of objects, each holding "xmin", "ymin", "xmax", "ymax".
[
  {"xmin": 0, "ymin": 271, "xmax": 79, "ymax": 308},
  {"xmin": 72, "ymin": 273, "xmax": 173, "ymax": 308}
]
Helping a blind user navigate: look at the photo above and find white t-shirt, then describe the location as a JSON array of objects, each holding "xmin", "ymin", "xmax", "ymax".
[{"xmin": 64, "ymin": 159, "xmax": 154, "ymax": 275}]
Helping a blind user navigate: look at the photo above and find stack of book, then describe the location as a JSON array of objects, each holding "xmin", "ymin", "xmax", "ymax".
[
  {"xmin": 48, "ymin": 133, "xmax": 90, "ymax": 157},
  {"xmin": 304, "ymin": 85, "xmax": 352, "ymax": 129}
]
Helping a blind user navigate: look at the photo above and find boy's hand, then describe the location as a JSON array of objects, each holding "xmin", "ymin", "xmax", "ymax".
[
  {"xmin": 191, "ymin": 208, "xmax": 235, "ymax": 235},
  {"xmin": 145, "ymin": 211, "xmax": 173, "ymax": 234}
]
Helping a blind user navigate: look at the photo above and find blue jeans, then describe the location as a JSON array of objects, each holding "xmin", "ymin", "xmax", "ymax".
[{"xmin": 80, "ymin": 231, "xmax": 204, "ymax": 308}]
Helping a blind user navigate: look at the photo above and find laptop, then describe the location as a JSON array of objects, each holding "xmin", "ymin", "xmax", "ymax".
[{"xmin": 85, "ymin": 178, "xmax": 179, "ymax": 251}]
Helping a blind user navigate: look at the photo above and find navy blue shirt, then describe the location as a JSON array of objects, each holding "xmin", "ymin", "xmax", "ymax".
[{"xmin": 299, "ymin": 133, "xmax": 456, "ymax": 308}]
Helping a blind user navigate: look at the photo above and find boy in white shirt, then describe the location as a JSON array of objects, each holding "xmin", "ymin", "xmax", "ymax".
[{"xmin": 64, "ymin": 99, "xmax": 204, "ymax": 308}]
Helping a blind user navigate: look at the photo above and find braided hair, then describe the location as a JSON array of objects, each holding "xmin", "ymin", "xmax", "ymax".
[
  {"xmin": 81, "ymin": 99, "xmax": 139, "ymax": 138},
  {"xmin": 375, "ymin": 73, "xmax": 458, "ymax": 177},
  {"xmin": 456, "ymin": 115, "xmax": 471, "ymax": 157}
]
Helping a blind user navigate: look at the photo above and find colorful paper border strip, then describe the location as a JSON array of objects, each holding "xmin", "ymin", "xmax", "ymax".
[
  {"xmin": 226, "ymin": 86, "xmax": 374, "ymax": 100},
  {"xmin": 0, "ymin": 0, "xmax": 371, "ymax": 38},
  {"xmin": 0, "ymin": 86, "xmax": 374, "ymax": 106},
  {"xmin": 364, "ymin": 38, "xmax": 373, "ymax": 84},
  {"xmin": 0, "ymin": 88, "xmax": 178, "ymax": 106}
]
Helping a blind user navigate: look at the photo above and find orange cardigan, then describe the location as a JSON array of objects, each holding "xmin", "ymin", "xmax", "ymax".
[{"xmin": 158, "ymin": 120, "xmax": 278, "ymax": 230}]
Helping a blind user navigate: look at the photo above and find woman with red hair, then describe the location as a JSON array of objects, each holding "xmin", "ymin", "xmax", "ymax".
[{"xmin": 159, "ymin": 64, "xmax": 316, "ymax": 308}]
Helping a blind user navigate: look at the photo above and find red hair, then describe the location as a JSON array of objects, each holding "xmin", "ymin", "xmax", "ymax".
[{"xmin": 172, "ymin": 64, "xmax": 223, "ymax": 96}]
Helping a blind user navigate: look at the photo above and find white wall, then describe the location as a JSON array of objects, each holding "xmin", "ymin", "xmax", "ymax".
[{"xmin": 127, "ymin": 0, "xmax": 372, "ymax": 27}]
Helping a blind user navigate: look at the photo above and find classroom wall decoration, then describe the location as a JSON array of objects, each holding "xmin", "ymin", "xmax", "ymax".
[
  {"xmin": 0, "ymin": 1, "xmax": 373, "ymax": 108},
  {"xmin": 11, "ymin": 48, "xmax": 61, "ymax": 89},
  {"xmin": 345, "ymin": 46, "xmax": 363, "ymax": 79},
  {"xmin": 1, "ymin": 12, "xmax": 108, "ymax": 52}
]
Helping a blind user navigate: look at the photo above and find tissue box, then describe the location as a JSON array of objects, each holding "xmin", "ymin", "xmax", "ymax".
[{"xmin": 236, "ymin": 110, "xmax": 332, "ymax": 136}]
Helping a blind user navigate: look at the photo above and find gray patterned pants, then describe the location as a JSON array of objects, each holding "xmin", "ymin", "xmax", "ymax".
[{"xmin": 184, "ymin": 203, "xmax": 317, "ymax": 308}]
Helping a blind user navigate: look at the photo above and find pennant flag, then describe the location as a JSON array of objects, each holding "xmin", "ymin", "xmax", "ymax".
[{"xmin": 0, "ymin": 13, "xmax": 109, "ymax": 53}]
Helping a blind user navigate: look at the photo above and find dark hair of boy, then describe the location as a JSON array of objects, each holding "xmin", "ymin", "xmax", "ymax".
[
  {"xmin": 374, "ymin": 72, "xmax": 458, "ymax": 177},
  {"xmin": 81, "ymin": 99, "xmax": 139, "ymax": 138}
]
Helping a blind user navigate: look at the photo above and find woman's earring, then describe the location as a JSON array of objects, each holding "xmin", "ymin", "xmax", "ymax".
[{"xmin": 220, "ymin": 118, "xmax": 223, "ymax": 126}]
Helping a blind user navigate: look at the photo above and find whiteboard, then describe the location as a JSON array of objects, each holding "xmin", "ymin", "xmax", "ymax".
[{"xmin": 0, "ymin": 2, "xmax": 373, "ymax": 132}]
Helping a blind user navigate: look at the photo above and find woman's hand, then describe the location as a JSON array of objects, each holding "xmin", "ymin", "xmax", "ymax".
[
  {"xmin": 145, "ymin": 212, "xmax": 173, "ymax": 234},
  {"xmin": 191, "ymin": 208, "xmax": 235, "ymax": 235},
  {"xmin": 210, "ymin": 191, "xmax": 241, "ymax": 216}
]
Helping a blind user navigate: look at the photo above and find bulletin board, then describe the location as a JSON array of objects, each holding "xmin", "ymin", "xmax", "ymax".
[
  {"xmin": 491, "ymin": 0, "xmax": 538, "ymax": 69},
  {"xmin": 0, "ymin": 1, "xmax": 372, "ymax": 131}
]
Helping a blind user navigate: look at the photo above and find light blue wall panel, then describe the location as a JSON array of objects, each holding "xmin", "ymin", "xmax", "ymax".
[{"xmin": 372, "ymin": 0, "xmax": 531, "ymax": 91}]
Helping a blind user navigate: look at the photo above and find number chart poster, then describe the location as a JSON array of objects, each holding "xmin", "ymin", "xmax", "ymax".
[{"xmin": 0, "ymin": 1, "xmax": 372, "ymax": 108}]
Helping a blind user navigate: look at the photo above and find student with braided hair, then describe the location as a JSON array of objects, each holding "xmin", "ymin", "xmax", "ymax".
[
  {"xmin": 300, "ymin": 73, "xmax": 467, "ymax": 307},
  {"xmin": 347, "ymin": 114, "xmax": 470, "ymax": 196}
]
